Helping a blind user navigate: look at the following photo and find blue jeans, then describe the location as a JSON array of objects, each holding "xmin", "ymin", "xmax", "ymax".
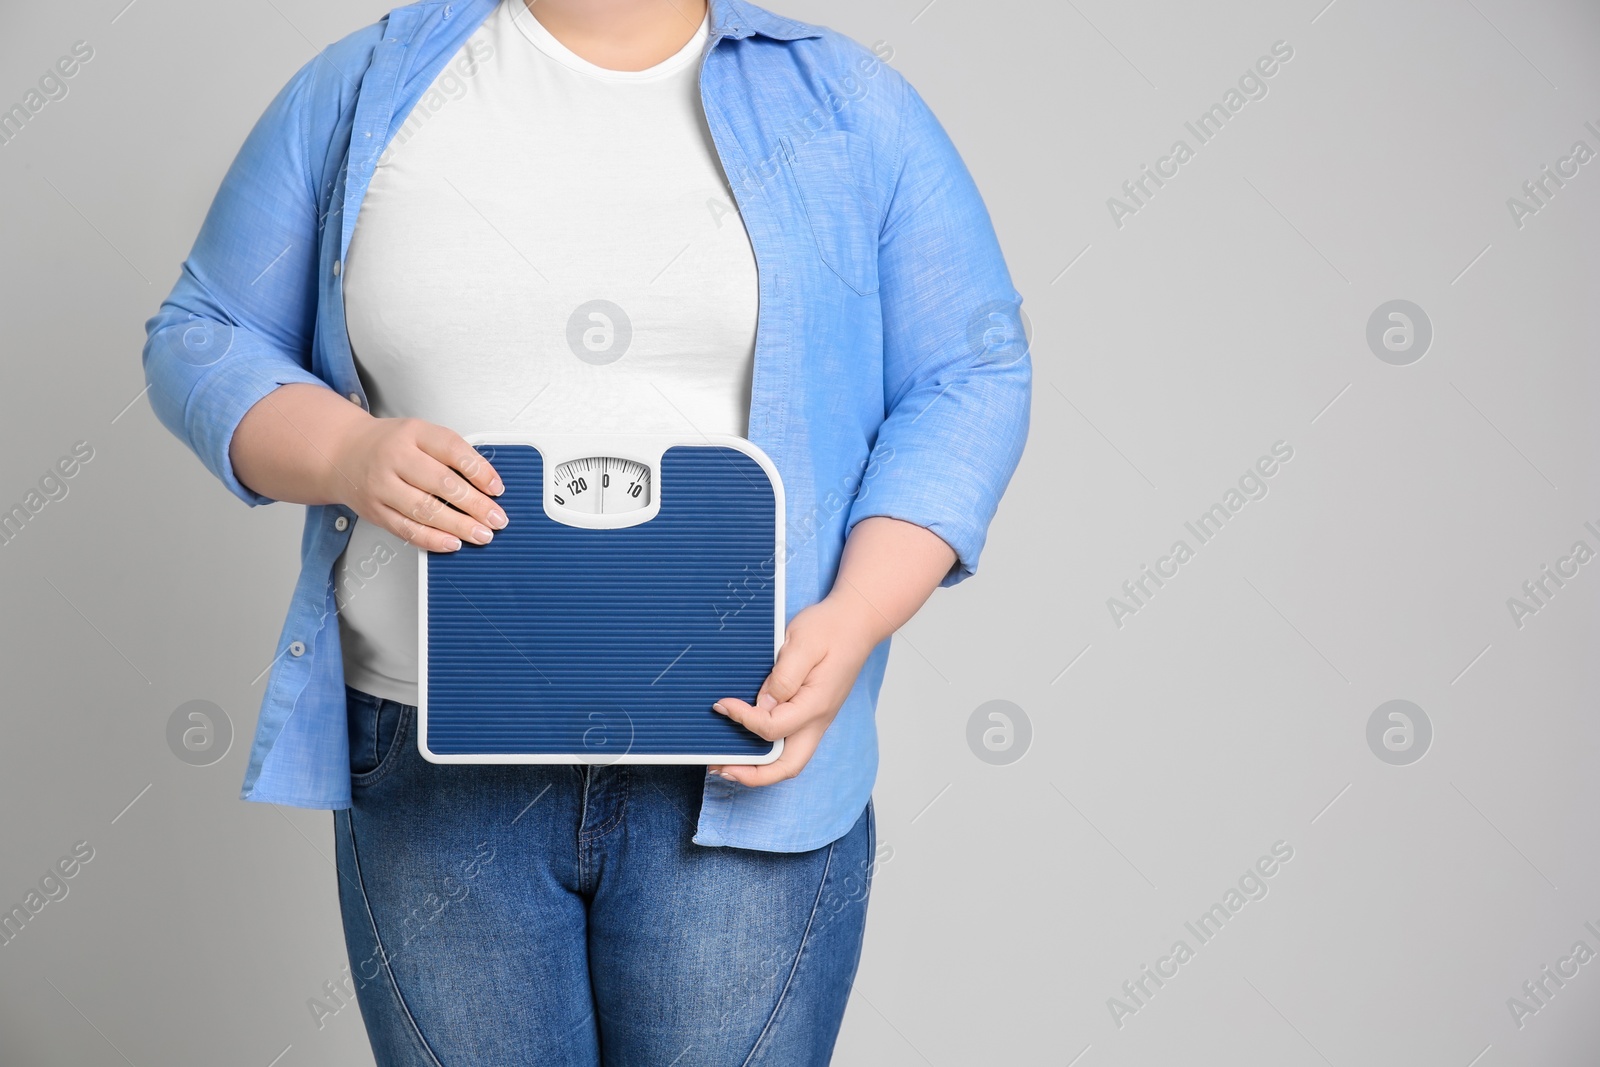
[{"xmin": 332, "ymin": 686, "xmax": 877, "ymax": 1065}]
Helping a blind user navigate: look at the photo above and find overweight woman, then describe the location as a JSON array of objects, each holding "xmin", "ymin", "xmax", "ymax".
[{"xmin": 143, "ymin": 0, "xmax": 1029, "ymax": 1062}]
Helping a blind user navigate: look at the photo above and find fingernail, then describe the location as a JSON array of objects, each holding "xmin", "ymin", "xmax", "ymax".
[
  {"xmin": 471, "ymin": 525, "xmax": 494, "ymax": 544},
  {"xmin": 757, "ymin": 692, "xmax": 777, "ymax": 711},
  {"xmin": 717, "ymin": 771, "xmax": 739, "ymax": 782},
  {"xmin": 489, "ymin": 477, "xmax": 504, "ymax": 495},
  {"xmin": 487, "ymin": 508, "xmax": 508, "ymax": 529},
  {"xmin": 711, "ymin": 702, "xmax": 728, "ymax": 715},
  {"xmin": 443, "ymin": 536, "xmax": 462, "ymax": 551}
]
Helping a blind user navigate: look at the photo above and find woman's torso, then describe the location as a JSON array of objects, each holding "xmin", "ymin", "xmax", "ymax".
[{"xmin": 335, "ymin": 0, "xmax": 759, "ymax": 704}]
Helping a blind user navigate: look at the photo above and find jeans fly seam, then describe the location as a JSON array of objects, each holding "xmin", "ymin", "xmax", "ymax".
[
  {"xmin": 578, "ymin": 768, "xmax": 630, "ymax": 844},
  {"xmin": 343, "ymin": 807, "xmax": 447, "ymax": 1067},
  {"xmin": 576, "ymin": 766, "xmax": 591, "ymax": 892},
  {"xmin": 739, "ymin": 834, "xmax": 838, "ymax": 1067}
]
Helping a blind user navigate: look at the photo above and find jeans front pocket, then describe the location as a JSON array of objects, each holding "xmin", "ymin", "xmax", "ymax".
[{"xmin": 346, "ymin": 685, "xmax": 410, "ymax": 785}]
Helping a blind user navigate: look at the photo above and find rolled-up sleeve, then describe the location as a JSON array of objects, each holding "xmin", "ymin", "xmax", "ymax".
[
  {"xmin": 141, "ymin": 59, "xmax": 333, "ymax": 507},
  {"xmin": 844, "ymin": 75, "xmax": 1032, "ymax": 586}
]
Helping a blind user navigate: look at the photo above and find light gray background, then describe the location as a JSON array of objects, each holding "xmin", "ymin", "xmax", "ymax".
[{"xmin": 2, "ymin": 0, "xmax": 1597, "ymax": 1063}]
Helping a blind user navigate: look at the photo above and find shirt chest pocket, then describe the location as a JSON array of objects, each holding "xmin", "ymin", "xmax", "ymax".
[{"xmin": 782, "ymin": 131, "xmax": 880, "ymax": 297}]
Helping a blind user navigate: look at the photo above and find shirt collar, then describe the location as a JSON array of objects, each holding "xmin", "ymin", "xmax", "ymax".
[
  {"xmin": 416, "ymin": 0, "xmax": 821, "ymax": 45},
  {"xmin": 706, "ymin": 0, "xmax": 823, "ymax": 41}
]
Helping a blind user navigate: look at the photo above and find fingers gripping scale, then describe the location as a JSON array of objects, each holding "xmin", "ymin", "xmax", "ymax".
[{"xmin": 417, "ymin": 433, "xmax": 783, "ymax": 765}]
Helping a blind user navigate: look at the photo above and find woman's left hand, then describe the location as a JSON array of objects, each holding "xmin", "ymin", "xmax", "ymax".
[
  {"xmin": 707, "ymin": 516, "xmax": 958, "ymax": 787},
  {"xmin": 707, "ymin": 593, "xmax": 881, "ymax": 786}
]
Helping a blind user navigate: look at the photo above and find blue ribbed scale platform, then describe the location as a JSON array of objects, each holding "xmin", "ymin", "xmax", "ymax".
[{"xmin": 418, "ymin": 440, "xmax": 781, "ymax": 763}]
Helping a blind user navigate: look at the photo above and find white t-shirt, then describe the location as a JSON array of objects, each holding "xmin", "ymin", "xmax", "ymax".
[{"xmin": 334, "ymin": 0, "xmax": 758, "ymax": 706}]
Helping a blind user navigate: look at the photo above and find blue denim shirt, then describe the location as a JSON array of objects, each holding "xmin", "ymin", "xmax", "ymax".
[{"xmin": 141, "ymin": 0, "xmax": 1030, "ymax": 852}]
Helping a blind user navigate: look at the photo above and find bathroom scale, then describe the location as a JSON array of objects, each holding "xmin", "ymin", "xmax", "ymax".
[{"xmin": 417, "ymin": 432, "xmax": 784, "ymax": 766}]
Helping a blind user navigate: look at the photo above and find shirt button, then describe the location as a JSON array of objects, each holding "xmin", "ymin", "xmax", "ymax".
[
  {"xmin": 334, "ymin": 516, "xmax": 349, "ymax": 532},
  {"xmin": 347, "ymin": 392, "xmax": 363, "ymax": 406},
  {"xmin": 288, "ymin": 641, "xmax": 306, "ymax": 657},
  {"xmin": 332, "ymin": 259, "xmax": 342, "ymax": 277}
]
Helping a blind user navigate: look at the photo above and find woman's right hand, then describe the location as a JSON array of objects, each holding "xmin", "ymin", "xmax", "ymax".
[
  {"xmin": 328, "ymin": 415, "xmax": 507, "ymax": 553},
  {"xmin": 229, "ymin": 384, "xmax": 506, "ymax": 553}
]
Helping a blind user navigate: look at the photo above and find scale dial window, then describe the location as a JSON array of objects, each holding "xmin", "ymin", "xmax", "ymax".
[{"xmin": 550, "ymin": 457, "xmax": 652, "ymax": 515}]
